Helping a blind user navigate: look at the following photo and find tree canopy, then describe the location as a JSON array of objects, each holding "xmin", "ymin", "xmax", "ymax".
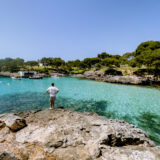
[
  {"xmin": 0, "ymin": 41, "xmax": 160, "ymax": 76},
  {"xmin": 131, "ymin": 41, "xmax": 160, "ymax": 69},
  {"xmin": 0, "ymin": 58, "xmax": 24, "ymax": 72}
]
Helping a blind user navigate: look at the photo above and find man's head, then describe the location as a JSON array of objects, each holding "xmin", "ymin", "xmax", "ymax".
[{"xmin": 51, "ymin": 83, "xmax": 54, "ymax": 86}]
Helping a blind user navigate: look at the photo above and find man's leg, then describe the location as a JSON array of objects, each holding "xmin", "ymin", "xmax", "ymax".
[
  {"xmin": 52, "ymin": 99, "xmax": 55, "ymax": 108},
  {"xmin": 50, "ymin": 100, "xmax": 52, "ymax": 109},
  {"xmin": 52, "ymin": 97, "xmax": 56, "ymax": 109},
  {"xmin": 50, "ymin": 97, "xmax": 55, "ymax": 109}
]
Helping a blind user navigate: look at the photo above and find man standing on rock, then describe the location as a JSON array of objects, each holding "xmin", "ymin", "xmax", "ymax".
[{"xmin": 46, "ymin": 83, "xmax": 59, "ymax": 109}]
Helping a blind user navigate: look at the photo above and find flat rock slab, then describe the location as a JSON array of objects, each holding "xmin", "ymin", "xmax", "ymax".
[{"xmin": 0, "ymin": 109, "xmax": 159, "ymax": 160}]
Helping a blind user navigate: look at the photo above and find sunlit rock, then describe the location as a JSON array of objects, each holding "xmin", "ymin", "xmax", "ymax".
[
  {"xmin": 0, "ymin": 114, "xmax": 27, "ymax": 132},
  {"xmin": 0, "ymin": 109, "xmax": 159, "ymax": 160}
]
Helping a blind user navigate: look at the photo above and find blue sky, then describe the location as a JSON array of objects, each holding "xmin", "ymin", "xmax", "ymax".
[{"xmin": 0, "ymin": 0, "xmax": 160, "ymax": 61}]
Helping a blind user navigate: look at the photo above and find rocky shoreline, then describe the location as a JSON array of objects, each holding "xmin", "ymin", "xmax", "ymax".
[
  {"xmin": 0, "ymin": 109, "xmax": 160, "ymax": 160},
  {"xmin": 72, "ymin": 70, "xmax": 160, "ymax": 86},
  {"xmin": 0, "ymin": 72, "xmax": 19, "ymax": 77},
  {"xmin": 1, "ymin": 70, "xmax": 160, "ymax": 86},
  {"xmin": 72, "ymin": 71, "xmax": 144, "ymax": 85}
]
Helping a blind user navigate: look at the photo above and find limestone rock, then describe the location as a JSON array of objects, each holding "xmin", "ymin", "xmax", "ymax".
[
  {"xmin": 0, "ymin": 151, "xmax": 19, "ymax": 160},
  {"xmin": 0, "ymin": 114, "xmax": 27, "ymax": 132},
  {"xmin": 103, "ymin": 75, "xmax": 142, "ymax": 84},
  {"xmin": 0, "ymin": 109, "xmax": 159, "ymax": 160},
  {"xmin": 102, "ymin": 146, "xmax": 160, "ymax": 160},
  {"xmin": 83, "ymin": 70, "xmax": 146, "ymax": 85},
  {"xmin": 0, "ymin": 120, "xmax": 5, "ymax": 130}
]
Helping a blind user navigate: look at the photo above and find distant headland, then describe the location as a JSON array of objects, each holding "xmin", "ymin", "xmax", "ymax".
[{"xmin": 0, "ymin": 41, "xmax": 160, "ymax": 86}]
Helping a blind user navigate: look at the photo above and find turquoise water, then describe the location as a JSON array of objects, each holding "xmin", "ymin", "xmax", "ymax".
[{"xmin": 0, "ymin": 77, "xmax": 160, "ymax": 144}]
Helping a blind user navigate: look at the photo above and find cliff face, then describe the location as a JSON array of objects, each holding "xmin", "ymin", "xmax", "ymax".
[{"xmin": 0, "ymin": 109, "xmax": 160, "ymax": 160}]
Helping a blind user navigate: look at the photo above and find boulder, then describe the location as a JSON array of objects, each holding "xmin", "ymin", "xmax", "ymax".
[
  {"xmin": 0, "ymin": 120, "xmax": 5, "ymax": 129},
  {"xmin": 0, "ymin": 114, "xmax": 27, "ymax": 132}
]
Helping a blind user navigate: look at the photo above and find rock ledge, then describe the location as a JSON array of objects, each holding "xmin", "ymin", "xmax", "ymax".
[{"xmin": 0, "ymin": 109, "xmax": 159, "ymax": 160}]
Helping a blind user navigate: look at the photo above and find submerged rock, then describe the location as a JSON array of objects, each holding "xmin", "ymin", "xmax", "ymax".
[{"xmin": 0, "ymin": 109, "xmax": 159, "ymax": 160}]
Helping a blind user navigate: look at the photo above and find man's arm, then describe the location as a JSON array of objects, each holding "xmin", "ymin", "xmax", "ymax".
[
  {"xmin": 56, "ymin": 88, "xmax": 59, "ymax": 94},
  {"xmin": 46, "ymin": 88, "xmax": 49, "ymax": 94}
]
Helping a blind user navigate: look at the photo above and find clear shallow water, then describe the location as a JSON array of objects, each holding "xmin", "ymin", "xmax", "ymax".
[{"xmin": 0, "ymin": 77, "xmax": 160, "ymax": 144}]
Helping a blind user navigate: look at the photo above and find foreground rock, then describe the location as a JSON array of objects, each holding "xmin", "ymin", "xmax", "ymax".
[
  {"xmin": 0, "ymin": 109, "xmax": 159, "ymax": 160},
  {"xmin": 0, "ymin": 114, "xmax": 26, "ymax": 132},
  {"xmin": 0, "ymin": 151, "xmax": 18, "ymax": 160}
]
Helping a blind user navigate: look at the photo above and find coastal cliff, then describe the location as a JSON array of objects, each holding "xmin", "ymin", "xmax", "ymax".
[{"xmin": 0, "ymin": 109, "xmax": 159, "ymax": 160}]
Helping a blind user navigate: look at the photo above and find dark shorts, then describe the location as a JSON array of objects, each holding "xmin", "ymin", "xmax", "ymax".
[{"xmin": 50, "ymin": 96, "xmax": 56, "ymax": 101}]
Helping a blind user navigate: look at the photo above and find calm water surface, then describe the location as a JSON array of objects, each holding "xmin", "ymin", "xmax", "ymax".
[{"xmin": 0, "ymin": 77, "xmax": 160, "ymax": 144}]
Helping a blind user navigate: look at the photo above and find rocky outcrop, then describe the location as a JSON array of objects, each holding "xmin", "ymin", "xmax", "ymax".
[
  {"xmin": 0, "ymin": 151, "xmax": 18, "ymax": 160},
  {"xmin": 0, "ymin": 114, "xmax": 27, "ymax": 132},
  {"xmin": 102, "ymin": 75, "xmax": 142, "ymax": 84},
  {"xmin": 82, "ymin": 70, "xmax": 149, "ymax": 85},
  {"xmin": 0, "ymin": 72, "xmax": 19, "ymax": 77},
  {"xmin": 0, "ymin": 109, "xmax": 159, "ymax": 160}
]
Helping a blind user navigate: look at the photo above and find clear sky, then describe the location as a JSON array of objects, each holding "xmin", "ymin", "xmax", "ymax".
[{"xmin": 0, "ymin": 0, "xmax": 160, "ymax": 61}]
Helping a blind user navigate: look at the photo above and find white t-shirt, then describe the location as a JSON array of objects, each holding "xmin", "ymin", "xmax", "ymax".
[{"xmin": 47, "ymin": 86, "xmax": 59, "ymax": 97}]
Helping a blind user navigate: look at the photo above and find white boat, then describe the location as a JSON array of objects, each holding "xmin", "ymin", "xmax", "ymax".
[
  {"xmin": 29, "ymin": 75, "xmax": 43, "ymax": 79},
  {"xmin": 11, "ymin": 76, "xmax": 22, "ymax": 80}
]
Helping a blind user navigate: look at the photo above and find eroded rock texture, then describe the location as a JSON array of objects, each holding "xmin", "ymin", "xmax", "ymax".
[
  {"xmin": 83, "ymin": 71, "xmax": 144, "ymax": 85},
  {"xmin": 0, "ymin": 109, "xmax": 159, "ymax": 160}
]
